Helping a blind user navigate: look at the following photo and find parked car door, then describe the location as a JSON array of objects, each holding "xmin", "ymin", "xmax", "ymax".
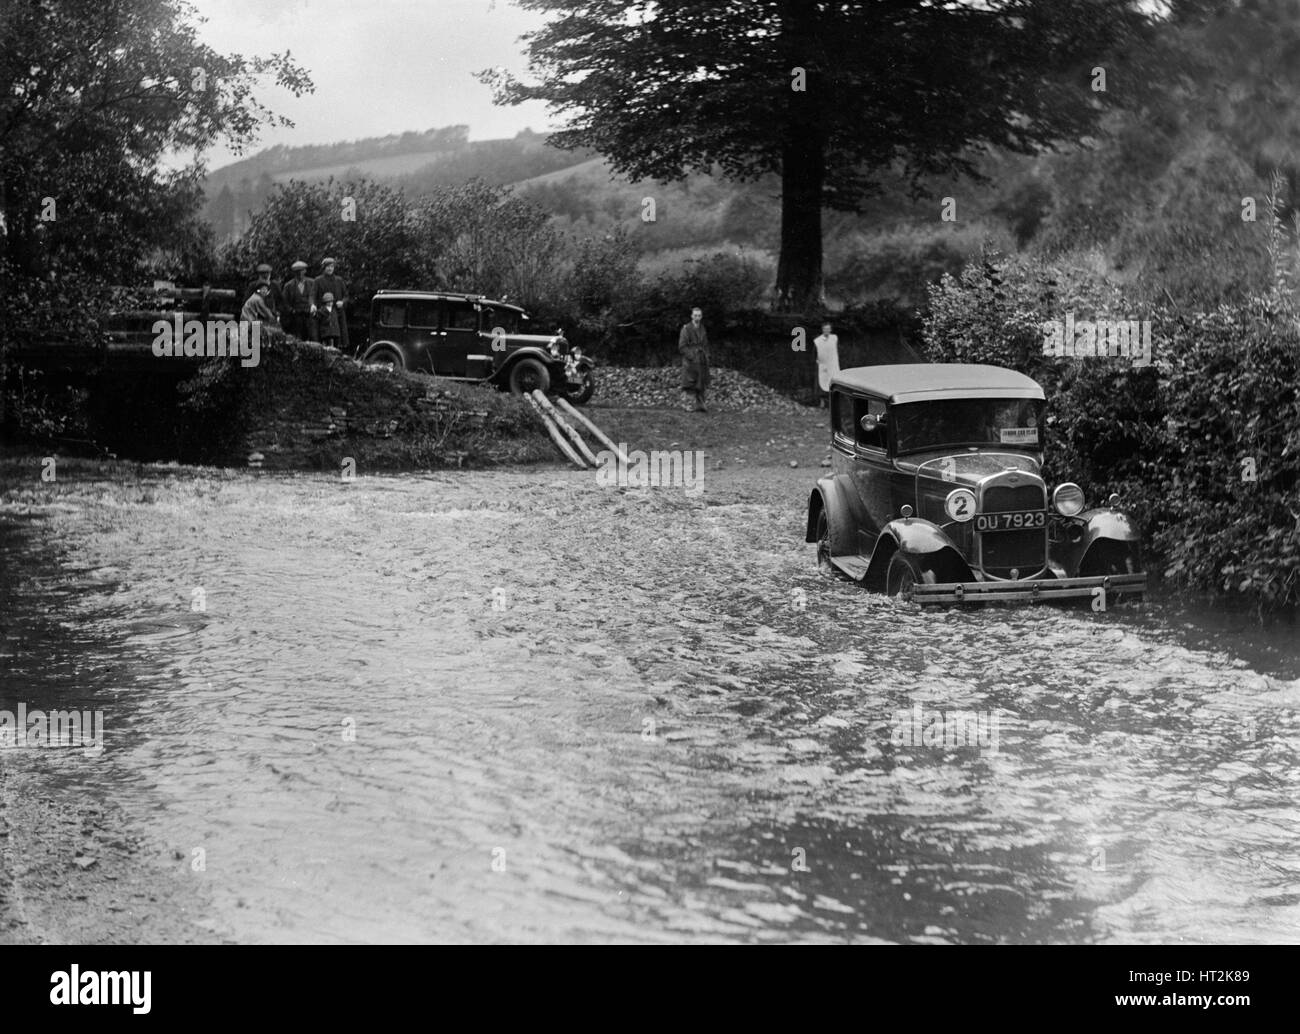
[
  {"xmin": 404, "ymin": 298, "xmax": 442, "ymax": 373},
  {"xmin": 434, "ymin": 300, "xmax": 478, "ymax": 377}
]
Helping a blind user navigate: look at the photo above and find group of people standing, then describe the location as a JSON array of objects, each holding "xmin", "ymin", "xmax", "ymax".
[
  {"xmin": 679, "ymin": 308, "xmax": 841, "ymax": 412},
  {"xmin": 240, "ymin": 257, "xmax": 350, "ymax": 353}
]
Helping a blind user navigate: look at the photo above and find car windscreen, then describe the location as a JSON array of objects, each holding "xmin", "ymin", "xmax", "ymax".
[{"xmin": 892, "ymin": 397, "xmax": 1044, "ymax": 454}]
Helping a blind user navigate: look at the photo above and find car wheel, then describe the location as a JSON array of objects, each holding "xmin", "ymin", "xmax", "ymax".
[
  {"xmin": 509, "ymin": 358, "xmax": 550, "ymax": 395},
  {"xmin": 562, "ymin": 369, "xmax": 596, "ymax": 405},
  {"xmin": 886, "ymin": 552, "xmax": 935, "ymax": 599},
  {"xmin": 364, "ymin": 349, "xmax": 403, "ymax": 373}
]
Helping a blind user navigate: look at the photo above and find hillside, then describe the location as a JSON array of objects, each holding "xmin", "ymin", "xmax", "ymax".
[{"xmin": 204, "ymin": 127, "xmax": 594, "ymax": 239}]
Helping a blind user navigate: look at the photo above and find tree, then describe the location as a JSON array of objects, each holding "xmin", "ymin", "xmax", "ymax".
[
  {"xmin": 0, "ymin": 0, "xmax": 311, "ymax": 279},
  {"xmin": 220, "ymin": 178, "xmax": 424, "ymax": 299},
  {"xmin": 481, "ymin": 0, "xmax": 1159, "ymax": 312}
]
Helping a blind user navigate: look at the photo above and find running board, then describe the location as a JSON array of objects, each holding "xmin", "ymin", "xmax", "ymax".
[{"xmin": 829, "ymin": 555, "xmax": 871, "ymax": 581}]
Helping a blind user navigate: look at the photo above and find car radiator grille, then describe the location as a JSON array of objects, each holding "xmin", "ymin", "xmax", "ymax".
[
  {"xmin": 979, "ymin": 481, "xmax": 1047, "ymax": 578},
  {"xmin": 982, "ymin": 483, "xmax": 1046, "ymax": 513}
]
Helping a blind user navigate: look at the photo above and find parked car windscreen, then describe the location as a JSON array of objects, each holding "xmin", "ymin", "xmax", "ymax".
[{"xmin": 892, "ymin": 397, "xmax": 1044, "ymax": 454}]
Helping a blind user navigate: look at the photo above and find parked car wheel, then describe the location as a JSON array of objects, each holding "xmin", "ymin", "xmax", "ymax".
[
  {"xmin": 509, "ymin": 358, "xmax": 550, "ymax": 395},
  {"xmin": 561, "ymin": 369, "xmax": 596, "ymax": 406},
  {"xmin": 364, "ymin": 348, "xmax": 403, "ymax": 372},
  {"xmin": 886, "ymin": 552, "xmax": 935, "ymax": 598}
]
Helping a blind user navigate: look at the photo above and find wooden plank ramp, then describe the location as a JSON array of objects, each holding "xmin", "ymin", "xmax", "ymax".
[
  {"xmin": 554, "ymin": 397, "xmax": 631, "ymax": 465},
  {"xmin": 525, "ymin": 391, "xmax": 629, "ymax": 470},
  {"xmin": 531, "ymin": 390, "xmax": 599, "ymax": 466},
  {"xmin": 526, "ymin": 393, "xmax": 587, "ymax": 467}
]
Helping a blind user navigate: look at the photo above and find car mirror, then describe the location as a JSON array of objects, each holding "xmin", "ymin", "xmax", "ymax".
[{"xmin": 860, "ymin": 414, "xmax": 882, "ymax": 432}]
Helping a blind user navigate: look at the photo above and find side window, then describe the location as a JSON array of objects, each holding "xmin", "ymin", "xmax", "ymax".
[
  {"xmin": 379, "ymin": 302, "xmax": 406, "ymax": 328},
  {"xmin": 446, "ymin": 303, "xmax": 478, "ymax": 331},
  {"xmin": 408, "ymin": 300, "xmax": 441, "ymax": 329},
  {"xmin": 855, "ymin": 397, "xmax": 888, "ymax": 451},
  {"xmin": 832, "ymin": 392, "xmax": 855, "ymax": 442}
]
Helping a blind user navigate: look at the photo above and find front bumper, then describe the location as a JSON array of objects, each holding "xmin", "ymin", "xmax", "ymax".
[{"xmin": 911, "ymin": 572, "xmax": 1147, "ymax": 605}]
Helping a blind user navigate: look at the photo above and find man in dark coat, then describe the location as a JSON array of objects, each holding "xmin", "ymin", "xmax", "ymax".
[
  {"xmin": 281, "ymin": 260, "xmax": 316, "ymax": 340},
  {"xmin": 313, "ymin": 257, "xmax": 350, "ymax": 354},
  {"xmin": 679, "ymin": 306, "xmax": 710, "ymax": 412}
]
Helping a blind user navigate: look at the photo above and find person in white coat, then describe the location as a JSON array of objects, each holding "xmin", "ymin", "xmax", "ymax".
[{"xmin": 813, "ymin": 321, "xmax": 840, "ymax": 407}]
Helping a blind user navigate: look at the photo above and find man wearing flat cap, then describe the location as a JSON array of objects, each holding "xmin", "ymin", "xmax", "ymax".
[
  {"xmin": 244, "ymin": 262, "xmax": 282, "ymax": 320},
  {"xmin": 281, "ymin": 260, "xmax": 316, "ymax": 340},
  {"xmin": 313, "ymin": 257, "xmax": 350, "ymax": 354}
]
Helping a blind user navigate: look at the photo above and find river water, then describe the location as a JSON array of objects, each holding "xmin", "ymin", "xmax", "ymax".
[{"xmin": 1, "ymin": 463, "xmax": 1298, "ymax": 943}]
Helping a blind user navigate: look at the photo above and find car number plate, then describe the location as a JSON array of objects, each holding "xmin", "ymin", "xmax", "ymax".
[{"xmin": 976, "ymin": 510, "xmax": 1046, "ymax": 532}]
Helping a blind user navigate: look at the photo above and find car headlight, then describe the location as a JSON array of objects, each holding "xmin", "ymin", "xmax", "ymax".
[{"xmin": 1052, "ymin": 483, "xmax": 1085, "ymax": 516}]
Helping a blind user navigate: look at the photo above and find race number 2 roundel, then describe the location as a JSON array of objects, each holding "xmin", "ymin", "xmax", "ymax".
[{"xmin": 944, "ymin": 488, "xmax": 976, "ymax": 522}]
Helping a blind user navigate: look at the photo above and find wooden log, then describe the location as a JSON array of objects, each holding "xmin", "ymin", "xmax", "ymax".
[
  {"xmin": 526, "ymin": 393, "xmax": 587, "ymax": 468},
  {"xmin": 554, "ymin": 397, "xmax": 630, "ymax": 465},
  {"xmin": 530, "ymin": 390, "xmax": 598, "ymax": 466}
]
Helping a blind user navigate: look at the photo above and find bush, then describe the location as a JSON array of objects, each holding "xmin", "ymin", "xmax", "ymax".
[
  {"xmin": 825, "ymin": 223, "xmax": 1014, "ymax": 308},
  {"xmin": 922, "ymin": 248, "xmax": 1300, "ymax": 609}
]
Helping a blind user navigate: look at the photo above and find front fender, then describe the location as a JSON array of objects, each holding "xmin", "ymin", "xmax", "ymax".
[
  {"xmin": 505, "ymin": 346, "xmax": 562, "ymax": 366},
  {"xmin": 1053, "ymin": 507, "xmax": 1143, "ymax": 574},
  {"xmin": 1080, "ymin": 508, "xmax": 1142, "ymax": 545},
  {"xmin": 865, "ymin": 519, "xmax": 971, "ymax": 589},
  {"xmin": 885, "ymin": 517, "xmax": 960, "ymax": 556},
  {"xmin": 805, "ymin": 478, "xmax": 854, "ymax": 557}
]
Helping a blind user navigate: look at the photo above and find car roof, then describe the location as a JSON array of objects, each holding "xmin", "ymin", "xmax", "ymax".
[
  {"xmin": 832, "ymin": 364, "xmax": 1045, "ymax": 403},
  {"xmin": 373, "ymin": 290, "xmax": 525, "ymax": 313}
]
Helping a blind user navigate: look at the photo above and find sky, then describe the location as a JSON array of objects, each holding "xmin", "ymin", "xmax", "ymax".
[{"xmin": 179, "ymin": 0, "xmax": 560, "ymax": 171}]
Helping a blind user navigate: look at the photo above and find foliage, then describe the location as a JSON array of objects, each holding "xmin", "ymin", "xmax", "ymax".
[
  {"xmin": 0, "ymin": 0, "xmax": 311, "ymax": 280},
  {"xmin": 219, "ymin": 178, "xmax": 426, "ymax": 298},
  {"xmin": 481, "ymin": 0, "xmax": 1159, "ymax": 306},
  {"xmin": 923, "ymin": 241, "xmax": 1300, "ymax": 609},
  {"xmin": 825, "ymin": 224, "xmax": 1014, "ymax": 308}
]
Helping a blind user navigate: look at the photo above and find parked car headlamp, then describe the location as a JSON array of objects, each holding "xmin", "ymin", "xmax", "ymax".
[
  {"xmin": 944, "ymin": 489, "xmax": 976, "ymax": 522},
  {"xmin": 1052, "ymin": 483, "xmax": 1085, "ymax": 516}
]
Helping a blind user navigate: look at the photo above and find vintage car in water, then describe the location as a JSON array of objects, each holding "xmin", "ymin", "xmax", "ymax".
[
  {"xmin": 354, "ymin": 290, "xmax": 595, "ymax": 403},
  {"xmin": 805, "ymin": 364, "xmax": 1146, "ymax": 604}
]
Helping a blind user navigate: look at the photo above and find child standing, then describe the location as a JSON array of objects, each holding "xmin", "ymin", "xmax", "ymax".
[{"xmin": 317, "ymin": 292, "xmax": 341, "ymax": 349}]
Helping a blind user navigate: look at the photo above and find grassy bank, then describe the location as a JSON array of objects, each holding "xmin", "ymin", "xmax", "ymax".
[{"xmin": 2, "ymin": 337, "xmax": 557, "ymax": 471}]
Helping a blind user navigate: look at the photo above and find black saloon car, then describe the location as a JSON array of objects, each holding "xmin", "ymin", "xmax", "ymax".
[
  {"xmin": 354, "ymin": 290, "xmax": 595, "ymax": 403},
  {"xmin": 806, "ymin": 364, "xmax": 1147, "ymax": 604}
]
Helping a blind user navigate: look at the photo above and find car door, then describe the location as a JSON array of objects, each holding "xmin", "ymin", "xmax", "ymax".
[
  {"xmin": 404, "ymin": 299, "xmax": 442, "ymax": 372},
  {"xmin": 433, "ymin": 300, "xmax": 478, "ymax": 378},
  {"xmin": 849, "ymin": 394, "xmax": 894, "ymax": 556}
]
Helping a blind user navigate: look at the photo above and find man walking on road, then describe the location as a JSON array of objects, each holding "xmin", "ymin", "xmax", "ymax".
[{"xmin": 679, "ymin": 306, "xmax": 710, "ymax": 412}]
